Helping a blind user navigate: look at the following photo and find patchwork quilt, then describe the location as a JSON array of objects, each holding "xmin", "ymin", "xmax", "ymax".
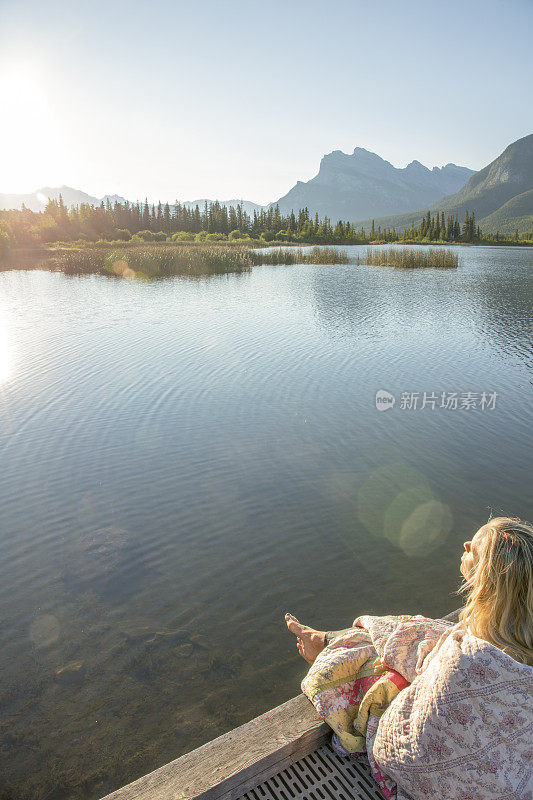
[{"xmin": 301, "ymin": 614, "xmax": 533, "ymax": 800}]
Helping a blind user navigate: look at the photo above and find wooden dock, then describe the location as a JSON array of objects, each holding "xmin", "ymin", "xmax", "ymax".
[{"xmin": 99, "ymin": 694, "xmax": 384, "ymax": 800}]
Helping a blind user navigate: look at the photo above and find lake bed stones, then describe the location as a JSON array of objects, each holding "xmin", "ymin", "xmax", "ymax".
[{"xmin": 54, "ymin": 661, "xmax": 86, "ymax": 686}]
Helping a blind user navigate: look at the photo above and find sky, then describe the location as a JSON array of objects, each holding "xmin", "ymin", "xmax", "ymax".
[{"xmin": 0, "ymin": 0, "xmax": 532, "ymax": 205}]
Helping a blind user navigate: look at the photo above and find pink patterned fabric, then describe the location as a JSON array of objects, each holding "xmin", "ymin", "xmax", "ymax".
[
  {"xmin": 365, "ymin": 619, "xmax": 533, "ymax": 800},
  {"xmin": 300, "ymin": 624, "xmax": 409, "ymax": 799},
  {"xmin": 353, "ymin": 614, "xmax": 453, "ymax": 682}
]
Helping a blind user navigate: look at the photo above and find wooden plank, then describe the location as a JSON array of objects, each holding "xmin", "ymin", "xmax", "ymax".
[{"xmin": 100, "ymin": 694, "xmax": 330, "ymax": 800}]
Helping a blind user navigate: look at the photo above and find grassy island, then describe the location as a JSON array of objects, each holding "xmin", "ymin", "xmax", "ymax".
[
  {"xmin": 360, "ymin": 247, "xmax": 459, "ymax": 269},
  {"xmin": 5, "ymin": 243, "xmax": 354, "ymax": 279},
  {"xmin": 1, "ymin": 242, "xmax": 461, "ymax": 278}
]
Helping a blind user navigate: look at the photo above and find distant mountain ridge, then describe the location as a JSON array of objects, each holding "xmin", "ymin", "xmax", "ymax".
[
  {"xmin": 353, "ymin": 134, "xmax": 533, "ymax": 234},
  {"xmin": 0, "ymin": 187, "xmax": 262, "ymax": 217},
  {"xmin": 0, "ymin": 149, "xmax": 474, "ymax": 223},
  {"xmin": 0, "ymin": 186, "xmax": 127, "ymax": 213},
  {"xmin": 272, "ymin": 148, "xmax": 475, "ymax": 221}
]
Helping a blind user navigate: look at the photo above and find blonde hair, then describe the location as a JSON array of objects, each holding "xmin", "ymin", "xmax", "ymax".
[{"xmin": 459, "ymin": 515, "xmax": 533, "ymax": 665}]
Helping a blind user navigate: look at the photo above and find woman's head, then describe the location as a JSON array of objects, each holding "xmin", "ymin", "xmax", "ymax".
[{"xmin": 459, "ymin": 515, "xmax": 533, "ymax": 665}]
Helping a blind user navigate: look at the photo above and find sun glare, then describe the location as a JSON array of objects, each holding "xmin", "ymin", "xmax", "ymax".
[{"xmin": 0, "ymin": 62, "xmax": 70, "ymax": 191}]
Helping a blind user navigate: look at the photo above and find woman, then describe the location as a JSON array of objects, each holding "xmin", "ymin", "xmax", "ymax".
[{"xmin": 285, "ymin": 516, "xmax": 533, "ymax": 800}]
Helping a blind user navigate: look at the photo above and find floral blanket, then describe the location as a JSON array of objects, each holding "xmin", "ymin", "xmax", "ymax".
[
  {"xmin": 371, "ymin": 619, "xmax": 533, "ymax": 800},
  {"xmin": 301, "ymin": 615, "xmax": 533, "ymax": 800}
]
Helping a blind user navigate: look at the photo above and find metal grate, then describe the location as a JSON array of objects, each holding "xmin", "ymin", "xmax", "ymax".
[{"xmin": 239, "ymin": 742, "xmax": 385, "ymax": 800}]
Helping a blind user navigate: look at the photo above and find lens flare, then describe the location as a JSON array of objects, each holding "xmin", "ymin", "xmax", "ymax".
[
  {"xmin": 398, "ymin": 500, "xmax": 453, "ymax": 557},
  {"xmin": 357, "ymin": 462, "xmax": 452, "ymax": 557}
]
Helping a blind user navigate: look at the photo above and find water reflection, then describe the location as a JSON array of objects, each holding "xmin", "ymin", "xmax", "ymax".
[
  {"xmin": 466, "ymin": 254, "xmax": 533, "ymax": 367},
  {"xmin": 311, "ymin": 245, "xmax": 533, "ymax": 371}
]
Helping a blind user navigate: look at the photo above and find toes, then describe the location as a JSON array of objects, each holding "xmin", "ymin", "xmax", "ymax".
[{"xmin": 285, "ymin": 613, "xmax": 304, "ymax": 636}]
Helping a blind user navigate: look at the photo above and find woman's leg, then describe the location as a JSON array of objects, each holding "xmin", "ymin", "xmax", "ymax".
[
  {"xmin": 325, "ymin": 609, "xmax": 462, "ymax": 644},
  {"xmin": 287, "ymin": 609, "xmax": 463, "ymax": 665},
  {"xmin": 323, "ymin": 628, "xmax": 355, "ymax": 646},
  {"xmin": 324, "ymin": 610, "xmax": 462, "ymax": 643},
  {"xmin": 285, "ymin": 614, "xmax": 357, "ymax": 663}
]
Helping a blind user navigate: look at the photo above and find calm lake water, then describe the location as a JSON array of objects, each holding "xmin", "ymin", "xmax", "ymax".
[{"xmin": 0, "ymin": 245, "xmax": 532, "ymax": 799}]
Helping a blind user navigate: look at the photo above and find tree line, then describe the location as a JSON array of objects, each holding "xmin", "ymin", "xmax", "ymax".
[{"xmin": 0, "ymin": 195, "xmax": 531, "ymax": 255}]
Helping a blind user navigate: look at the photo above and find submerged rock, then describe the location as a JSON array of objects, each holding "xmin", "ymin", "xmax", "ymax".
[
  {"xmin": 173, "ymin": 643, "xmax": 193, "ymax": 658},
  {"xmin": 146, "ymin": 629, "xmax": 190, "ymax": 649},
  {"xmin": 62, "ymin": 526, "xmax": 148, "ymax": 602},
  {"xmin": 55, "ymin": 661, "xmax": 86, "ymax": 686},
  {"xmin": 121, "ymin": 626, "xmax": 192, "ymax": 649}
]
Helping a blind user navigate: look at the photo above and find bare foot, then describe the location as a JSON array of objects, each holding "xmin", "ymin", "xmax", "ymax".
[{"xmin": 285, "ymin": 612, "xmax": 326, "ymax": 664}]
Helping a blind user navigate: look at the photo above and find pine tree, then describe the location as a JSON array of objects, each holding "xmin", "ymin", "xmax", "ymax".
[
  {"xmin": 163, "ymin": 203, "xmax": 171, "ymax": 234},
  {"xmin": 462, "ymin": 212, "xmax": 470, "ymax": 241},
  {"xmin": 142, "ymin": 199, "xmax": 150, "ymax": 229}
]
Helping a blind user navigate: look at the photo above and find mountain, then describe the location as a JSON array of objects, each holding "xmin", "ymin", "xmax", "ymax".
[
  {"xmin": 0, "ymin": 191, "xmax": 47, "ymax": 212},
  {"xmin": 181, "ymin": 198, "xmax": 263, "ymax": 217},
  {"xmin": 273, "ymin": 148, "xmax": 474, "ymax": 221},
  {"xmin": 353, "ymin": 134, "xmax": 533, "ymax": 234},
  {"xmin": 0, "ymin": 186, "xmax": 127, "ymax": 212},
  {"xmin": 0, "ymin": 187, "xmax": 263, "ymax": 218},
  {"xmin": 476, "ymin": 190, "xmax": 533, "ymax": 234}
]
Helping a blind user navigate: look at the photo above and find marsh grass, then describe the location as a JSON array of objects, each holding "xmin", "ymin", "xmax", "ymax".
[
  {"xmin": 360, "ymin": 247, "xmax": 458, "ymax": 269},
  {"xmin": 47, "ymin": 245, "xmax": 254, "ymax": 278},
  {"xmin": 103, "ymin": 246, "xmax": 254, "ymax": 278},
  {"xmin": 8, "ymin": 244, "xmax": 459, "ymax": 277},
  {"xmin": 251, "ymin": 246, "xmax": 353, "ymax": 265},
  {"xmin": 38, "ymin": 244, "xmax": 354, "ymax": 277}
]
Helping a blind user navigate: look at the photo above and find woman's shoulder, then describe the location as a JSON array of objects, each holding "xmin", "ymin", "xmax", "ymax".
[{"xmin": 437, "ymin": 624, "xmax": 533, "ymax": 675}]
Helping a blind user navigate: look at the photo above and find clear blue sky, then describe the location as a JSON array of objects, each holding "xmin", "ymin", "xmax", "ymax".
[{"xmin": 0, "ymin": 0, "xmax": 531, "ymax": 204}]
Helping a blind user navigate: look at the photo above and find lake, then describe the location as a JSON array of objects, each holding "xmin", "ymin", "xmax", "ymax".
[{"xmin": 0, "ymin": 245, "xmax": 532, "ymax": 799}]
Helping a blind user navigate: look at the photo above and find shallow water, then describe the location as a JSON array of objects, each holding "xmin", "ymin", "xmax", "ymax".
[{"xmin": 0, "ymin": 245, "xmax": 532, "ymax": 799}]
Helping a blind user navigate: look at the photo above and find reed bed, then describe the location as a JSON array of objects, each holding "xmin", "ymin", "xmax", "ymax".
[
  {"xmin": 46, "ymin": 245, "xmax": 254, "ymax": 278},
  {"xmin": 40, "ymin": 244, "xmax": 354, "ymax": 277},
  {"xmin": 252, "ymin": 246, "xmax": 352, "ymax": 265},
  {"xmin": 360, "ymin": 247, "xmax": 458, "ymax": 269},
  {"xmin": 103, "ymin": 245, "xmax": 254, "ymax": 278}
]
